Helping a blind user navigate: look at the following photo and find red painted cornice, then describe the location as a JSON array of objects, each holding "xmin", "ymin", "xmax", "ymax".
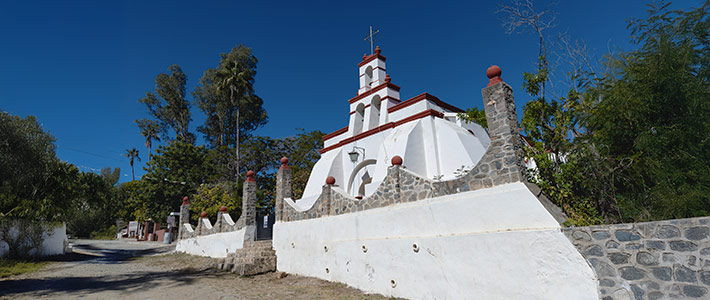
[
  {"xmin": 319, "ymin": 109, "xmax": 444, "ymax": 154},
  {"xmin": 348, "ymin": 82, "xmax": 401, "ymax": 104},
  {"xmin": 358, "ymin": 53, "xmax": 387, "ymax": 67},
  {"xmin": 388, "ymin": 93, "xmax": 464, "ymax": 114},
  {"xmin": 322, "ymin": 126, "xmax": 349, "ymax": 141}
]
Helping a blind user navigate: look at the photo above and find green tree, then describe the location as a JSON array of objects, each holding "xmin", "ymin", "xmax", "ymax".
[
  {"xmin": 584, "ymin": 1, "xmax": 710, "ymax": 221},
  {"xmin": 194, "ymin": 45, "xmax": 267, "ymax": 181},
  {"xmin": 136, "ymin": 119, "xmax": 163, "ymax": 157},
  {"xmin": 140, "ymin": 140, "xmax": 217, "ymax": 221},
  {"xmin": 457, "ymin": 107, "xmax": 488, "ymax": 129},
  {"xmin": 139, "ymin": 65, "xmax": 194, "ymax": 143},
  {"xmin": 100, "ymin": 167, "xmax": 121, "ymax": 186},
  {"xmin": 124, "ymin": 148, "xmax": 140, "ymax": 181}
]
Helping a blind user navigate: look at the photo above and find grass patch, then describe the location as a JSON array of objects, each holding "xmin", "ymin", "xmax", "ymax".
[{"xmin": 0, "ymin": 259, "xmax": 50, "ymax": 278}]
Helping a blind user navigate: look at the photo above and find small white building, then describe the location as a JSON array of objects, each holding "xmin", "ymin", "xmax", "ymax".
[{"xmin": 301, "ymin": 47, "xmax": 490, "ymax": 200}]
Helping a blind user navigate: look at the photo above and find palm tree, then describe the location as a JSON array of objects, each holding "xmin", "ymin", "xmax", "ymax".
[
  {"xmin": 216, "ymin": 48, "xmax": 255, "ymax": 182},
  {"xmin": 124, "ymin": 148, "xmax": 141, "ymax": 181},
  {"xmin": 137, "ymin": 119, "xmax": 161, "ymax": 157}
]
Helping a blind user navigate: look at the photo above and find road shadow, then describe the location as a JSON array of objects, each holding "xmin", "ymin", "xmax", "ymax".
[{"xmin": 0, "ymin": 268, "xmax": 222, "ymax": 297}]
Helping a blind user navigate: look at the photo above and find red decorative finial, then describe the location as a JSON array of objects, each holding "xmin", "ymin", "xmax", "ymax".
[
  {"xmin": 362, "ymin": 53, "xmax": 367, "ymax": 60},
  {"xmin": 326, "ymin": 176, "xmax": 336, "ymax": 185},
  {"xmin": 391, "ymin": 155, "xmax": 403, "ymax": 166},
  {"xmin": 486, "ymin": 65, "xmax": 502, "ymax": 86},
  {"xmin": 219, "ymin": 206, "xmax": 227, "ymax": 212},
  {"xmin": 375, "ymin": 46, "xmax": 381, "ymax": 55},
  {"xmin": 200, "ymin": 211, "xmax": 207, "ymax": 218},
  {"xmin": 280, "ymin": 157, "xmax": 290, "ymax": 170},
  {"xmin": 182, "ymin": 196, "xmax": 189, "ymax": 205},
  {"xmin": 385, "ymin": 74, "xmax": 391, "ymax": 83},
  {"xmin": 246, "ymin": 170, "xmax": 255, "ymax": 182}
]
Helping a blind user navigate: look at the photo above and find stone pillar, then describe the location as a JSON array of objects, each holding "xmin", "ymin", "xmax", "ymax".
[
  {"xmin": 242, "ymin": 170, "xmax": 257, "ymax": 241},
  {"xmin": 216, "ymin": 206, "xmax": 226, "ymax": 232},
  {"xmin": 481, "ymin": 66, "xmax": 526, "ymax": 183},
  {"xmin": 275, "ymin": 157, "xmax": 292, "ymax": 222},
  {"xmin": 178, "ymin": 196, "xmax": 190, "ymax": 240}
]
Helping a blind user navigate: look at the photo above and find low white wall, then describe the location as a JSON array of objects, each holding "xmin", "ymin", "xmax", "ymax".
[
  {"xmin": 176, "ymin": 228, "xmax": 246, "ymax": 258},
  {"xmin": 273, "ymin": 182, "xmax": 598, "ymax": 300},
  {"xmin": 0, "ymin": 222, "xmax": 67, "ymax": 257}
]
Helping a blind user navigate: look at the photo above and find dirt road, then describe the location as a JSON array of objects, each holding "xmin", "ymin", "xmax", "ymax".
[{"xmin": 0, "ymin": 239, "xmax": 392, "ymax": 300}]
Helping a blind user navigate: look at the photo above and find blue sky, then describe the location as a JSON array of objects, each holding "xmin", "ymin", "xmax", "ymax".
[{"xmin": 0, "ymin": 0, "xmax": 700, "ymax": 182}]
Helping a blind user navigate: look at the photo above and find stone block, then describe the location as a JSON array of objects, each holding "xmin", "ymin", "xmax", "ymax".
[
  {"xmin": 656, "ymin": 225, "xmax": 681, "ymax": 239},
  {"xmin": 616, "ymin": 230, "xmax": 641, "ymax": 242},
  {"xmin": 670, "ymin": 241, "xmax": 698, "ymax": 252},
  {"xmin": 636, "ymin": 252, "xmax": 659, "ymax": 266},
  {"xmin": 609, "ymin": 252, "xmax": 631, "ymax": 265},
  {"xmin": 683, "ymin": 285, "xmax": 707, "ymax": 298},
  {"xmin": 685, "ymin": 226, "xmax": 709, "ymax": 241},
  {"xmin": 593, "ymin": 231, "xmax": 611, "ymax": 240},
  {"xmin": 675, "ymin": 265, "xmax": 697, "ymax": 283},
  {"xmin": 620, "ymin": 266, "xmax": 647, "ymax": 280},
  {"xmin": 584, "ymin": 244, "xmax": 604, "ymax": 257},
  {"xmin": 652, "ymin": 267, "xmax": 672, "ymax": 281}
]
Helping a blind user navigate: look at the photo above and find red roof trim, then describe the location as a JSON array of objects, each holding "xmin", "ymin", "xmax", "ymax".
[
  {"xmin": 319, "ymin": 109, "xmax": 444, "ymax": 154},
  {"xmin": 322, "ymin": 126, "xmax": 348, "ymax": 141},
  {"xmin": 348, "ymin": 82, "xmax": 401, "ymax": 104},
  {"xmin": 382, "ymin": 96, "xmax": 400, "ymax": 103},
  {"xmin": 358, "ymin": 53, "xmax": 387, "ymax": 67},
  {"xmin": 388, "ymin": 93, "xmax": 464, "ymax": 114}
]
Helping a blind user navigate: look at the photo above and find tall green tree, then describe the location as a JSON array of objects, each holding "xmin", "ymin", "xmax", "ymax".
[
  {"xmin": 124, "ymin": 148, "xmax": 140, "ymax": 181},
  {"xmin": 139, "ymin": 65, "xmax": 194, "ymax": 143},
  {"xmin": 193, "ymin": 45, "xmax": 267, "ymax": 181},
  {"xmin": 136, "ymin": 119, "xmax": 163, "ymax": 157},
  {"xmin": 584, "ymin": 1, "xmax": 710, "ymax": 221}
]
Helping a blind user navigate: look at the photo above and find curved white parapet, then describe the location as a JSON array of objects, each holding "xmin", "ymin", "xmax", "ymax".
[
  {"xmin": 176, "ymin": 228, "xmax": 246, "ymax": 258},
  {"xmin": 183, "ymin": 223, "xmax": 194, "ymax": 232},
  {"xmin": 273, "ymin": 182, "xmax": 598, "ymax": 300},
  {"xmin": 201, "ymin": 218, "xmax": 213, "ymax": 229},
  {"xmin": 223, "ymin": 214, "xmax": 235, "ymax": 226}
]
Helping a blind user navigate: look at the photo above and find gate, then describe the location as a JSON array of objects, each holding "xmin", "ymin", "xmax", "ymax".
[{"xmin": 256, "ymin": 209, "xmax": 275, "ymax": 240}]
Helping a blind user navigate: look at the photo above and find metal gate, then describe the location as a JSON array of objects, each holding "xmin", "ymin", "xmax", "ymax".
[{"xmin": 256, "ymin": 209, "xmax": 275, "ymax": 240}]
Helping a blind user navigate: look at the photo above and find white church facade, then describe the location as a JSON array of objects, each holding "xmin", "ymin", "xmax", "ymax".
[{"xmin": 301, "ymin": 47, "xmax": 490, "ymax": 202}]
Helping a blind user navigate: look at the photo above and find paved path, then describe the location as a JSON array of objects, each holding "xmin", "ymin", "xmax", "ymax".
[{"xmin": 0, "ymin": 239, "xmax": 392, "ymax": 300}]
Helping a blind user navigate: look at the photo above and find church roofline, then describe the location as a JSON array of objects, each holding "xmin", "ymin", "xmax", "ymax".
[
  {"xmin": 348, "ymin": 81, "xmax": 401, "ymax": 104},
  {"xmin": 322, "ymin": 126, "xmax": 349, "ymax": 141},
  {"xmin": 319, "ymin": 109, "xmax": 445, "ymax": 154},
  {"xmin": 388, "ymin": 93, "xmax": 465, "ymax": 114}
]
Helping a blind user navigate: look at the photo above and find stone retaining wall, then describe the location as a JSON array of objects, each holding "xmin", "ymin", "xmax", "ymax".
[{"xmin": 564, "ymin": 217, "xmax": 710, "ymax": 299}]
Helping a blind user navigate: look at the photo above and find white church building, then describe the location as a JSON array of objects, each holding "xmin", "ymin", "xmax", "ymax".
[{"xmin": 301, "ymin": 46, "xmax": 490, "ymax": 202}]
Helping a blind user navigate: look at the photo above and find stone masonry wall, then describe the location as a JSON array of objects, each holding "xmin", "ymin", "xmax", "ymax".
[{"xmin": 565, "ymin": 217, "xmax": 710, "ymax": 299}]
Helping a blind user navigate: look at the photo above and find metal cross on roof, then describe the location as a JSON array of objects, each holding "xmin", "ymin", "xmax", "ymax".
[{"xmin": 364, "ymin": 26, "xmax": 380, "ymax": 55}]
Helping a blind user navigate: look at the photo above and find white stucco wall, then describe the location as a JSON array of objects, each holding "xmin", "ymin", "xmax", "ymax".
[
  {"xmin": 0, "ymin": 222, "xmax": 67, "ymax": 257},
  {"xmin": 175, "ymin": 228, "xmax": 246, "ymax": 258},
  {"xmin": 273, "ymin": 182, "xmax": 598, "ymax": 299}
]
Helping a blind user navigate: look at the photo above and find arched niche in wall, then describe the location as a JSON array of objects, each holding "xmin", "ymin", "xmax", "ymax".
[
  {"xmin": 369, "ymin": 95, "xmax": 381, "ymax": 129},
  {"xmin": 365, "ymin": 66, "xmax": 374, "ymax": 87},
  {"xmin": 347, "ymin": 159, "xmax": 377, "ymax": 197},
  {"xmin": 353, "ymin": 103, "xmax": 365, "ymax": 135}
]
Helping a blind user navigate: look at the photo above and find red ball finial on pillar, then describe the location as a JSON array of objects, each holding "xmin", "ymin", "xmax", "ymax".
[
  {"xmin": 391, "ymin": 155, "xmax": 403, "ymax": 166},
  {"xmin": 280, "ymin": 157, "xmax": 290, "ymax": 170},
  {"xmin": 246, "ymin": 170, "xmax": 255, "ymax": 182},
  {"xmin": 486, "ymin": 65, "xmax": 503, "ymax": 87},
  {"xmin": 326, "ymin": 176, "xmax": 336, "ymax": 185},
  {"xmin": 219, "ymin": 206, "xmax": 227, "ymax": 212},
  {"xmin": 375, "ymin": 46, "xmax": 381, "ymax": 55},
  {"xmin": 200, "ymin": 211, "xmax": 208, "ymax": 218},
  {"xmin": 182, "ymin": 196, "xmax": 189, "ymax": 205}
]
